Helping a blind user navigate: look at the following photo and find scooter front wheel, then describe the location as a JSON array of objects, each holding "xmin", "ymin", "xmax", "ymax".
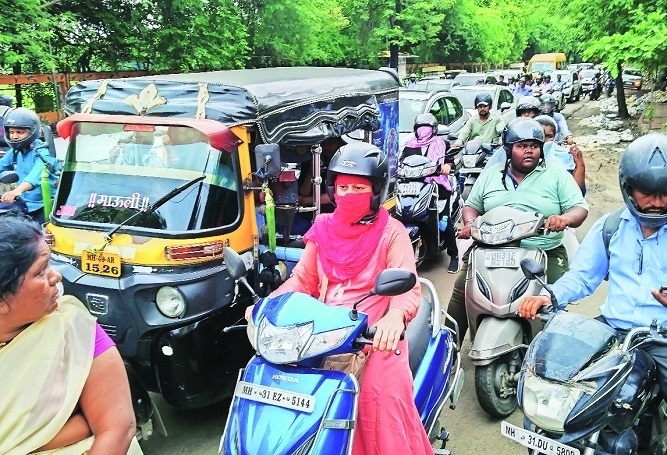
[{"xmin": 474, "ymin": 354, "xmax": 518, "ymax": 418}]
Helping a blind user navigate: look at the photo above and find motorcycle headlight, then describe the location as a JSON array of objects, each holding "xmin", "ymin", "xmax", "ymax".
[
  {"xmin": 522, "ymin": 372, "xmax": 587, "ymax": 432},
  {"xmin": 256, "ymin": 318, "xmax": 354, "ymax": 364},
  {"xmin": 462, "ymin": 153, "xmax": 480, "ymax": 168},
  {"xmin": 156, "ymin": 286, "xmax": 186, "ymax": 318}
]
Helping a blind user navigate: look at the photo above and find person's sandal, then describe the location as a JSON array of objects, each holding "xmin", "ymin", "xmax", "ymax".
[{"xmin": 447, "ymin": 256, "xmax": 459, "ymax": 274}]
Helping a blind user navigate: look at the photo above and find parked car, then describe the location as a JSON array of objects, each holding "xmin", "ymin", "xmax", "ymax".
[
  {"xmin": 453, "ymin": 72, "xmax": 498, "ymax": 86},
  {"xmin": 622, "ymin": 68, "xmax": 643, "ymax": 90},
  {"xmin": 449, "ymin": 84, "xmax": 517, "ymax": 125},
  {"xmin": 413, "ymin": 78, "xmax": 459, "ymax": 92},
  {"xmin": 551, "ymin": 69, "xmax": 582, "ymax": 102},
  {"xmin": 398, "ymin": 89, "xmax": 470, "ymax": 149}
]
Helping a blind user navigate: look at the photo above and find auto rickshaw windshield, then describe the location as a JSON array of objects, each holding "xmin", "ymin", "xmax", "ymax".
[{"xmin": 53, "ymin": 122, "xmax": 241, "ymax": 234}]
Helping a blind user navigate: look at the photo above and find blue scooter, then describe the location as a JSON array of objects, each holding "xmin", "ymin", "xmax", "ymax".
[{"xmin": 219, "ymin": 247, "xmax": 464, "ymax": 455}]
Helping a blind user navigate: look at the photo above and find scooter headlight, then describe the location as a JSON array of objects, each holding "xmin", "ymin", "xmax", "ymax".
[
  {"xmin": 522, "ymin": 371, "xmax": 589, "ymax": 432},
  {"xmin": 156, "ymin": 286, "xmax": 186, "ymax": 318},
  {"xmin": 462, "ymin": 153, "xmax": 481, "ymax": 168},
  {"xmin": 471, "ymin": 220, "xmax": 539, "ymax": 245},
  {"xmin": 301, "ymin": 326, "xmax": 355, "ymax": 359},
  {"xmin": 257, "ymin": 318, "xmax": 314, "ymax": 364},
  {"xmin": 403, "ymin": 166, "xmax": 425, "ymax": 178}
]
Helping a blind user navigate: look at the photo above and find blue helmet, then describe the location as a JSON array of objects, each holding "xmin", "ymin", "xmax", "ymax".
[{"xmin": 4, "ymin": 107, "xmax": 41, "ymax": 151}]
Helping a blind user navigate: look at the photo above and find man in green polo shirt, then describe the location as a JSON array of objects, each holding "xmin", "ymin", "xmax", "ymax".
[
  {"xmin": 453, "ymin": 92, "xmax": 505, "ymax": 148},
  {"xmin": 445, "ymin": 117, "xmax": 588, "ymax": 345}
]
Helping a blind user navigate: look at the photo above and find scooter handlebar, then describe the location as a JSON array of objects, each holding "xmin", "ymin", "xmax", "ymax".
[{"xmin": 363, "ymin": 327, "xmax": 405, "ymax": 341}]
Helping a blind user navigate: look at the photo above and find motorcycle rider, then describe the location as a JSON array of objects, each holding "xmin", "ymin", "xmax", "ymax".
[
  {"xmin": 514, "ymin": 78, "xmax": 532, "ymax": 96},
  {"xmin": 445, "ymin": 118, "xmax": 588, "ymax": 344},
  {"xmin": 541, "ymin": 74, "xmax": 555, "ymax": 93},
  {"xmin": 247, "ymin": 142, "xmax": 435, "ymax": 455},
  {"xmin": 0, "ymin": 107, "xmax": 60, "ymax": 224},
  {"xmin": 553, "ymin": 74, "xmax": 566, "ymax": 92},
  {"xmin": 406, "ymin": 73, "xmax": 417, "ymax": 89},
  {"xmin": 535, "ymin": 115, "xmax": 586, "ymax": 193},
  {"xmin": 452, "ymin": 92, "xmax": 505, "ymax": 148},
  {"xmin": 540, "ymin": 94, "xmax": 574, "ymax": 144},
  {"xmin": 519, "ymin": 133, "xmax": 667, "ymax": 397},
  {"xmin": 515, "ymin": 96, "xmax": 542, "ymax": 118},
  {"xmin": 402, "ymin": 113, "xmax": 459, "ymax": 273}
]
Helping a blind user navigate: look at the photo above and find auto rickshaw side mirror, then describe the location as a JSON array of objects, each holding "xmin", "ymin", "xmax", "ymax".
[
  {"xmin": 254, "ymin": 144, "xmax": 281, "ymax": 179},
  {"xmin": 223, "ymin": 247, "xmax": 248, "ymax": 281}
]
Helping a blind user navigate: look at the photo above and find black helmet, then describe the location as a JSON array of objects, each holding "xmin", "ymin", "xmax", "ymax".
[
  {"xmin": 502, "ymin": 117, "xmax": 545, "ymax": 157},
  {"xmin": 540, "ymin": 94, "xmax": 557, "ymax": 116},
  {"xmin": 3, "ymin": 107, "xmax": 41, "ymax": 151},
  {"xmin": 326, "ymin": 142, "xmax": 389, "ymax": 215},
  {"xmin": 474, "ymin": 92, "xmax": 493, "ymax": 107},
  {"xmin": 0, "ymin": 95, "xmax": 13, "ymax": 107},
  {"xmin": 619, "ymin": 133, "xmax": 667, "ymax": 228},
  {"xmin": 413, "ymin": 113, "xmax": 438, "ymax": 137},
  {"xmin": 516, "ymin": 96, "xmax": 542, "ymax": 117}
]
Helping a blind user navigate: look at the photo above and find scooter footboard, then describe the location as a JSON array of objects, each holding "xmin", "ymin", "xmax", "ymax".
[
  {"xmin": 220, "ymin": 356, "xmax": 359, "ymax": 455},
  {"xmin": 469, "ymin": 317, "xmax": 526, "ymax": 366}
]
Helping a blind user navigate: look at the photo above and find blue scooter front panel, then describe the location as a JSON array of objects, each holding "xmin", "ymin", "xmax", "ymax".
[{"xmin": 221, "ymin": 356, "xmax": 359, "ymax": 455}]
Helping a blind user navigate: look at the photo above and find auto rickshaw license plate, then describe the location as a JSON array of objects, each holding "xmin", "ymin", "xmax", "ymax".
[
  {"xmin": 81, "ymin": 250, "xmax": 122, "ymax": 277},
  {"xmin": 235, "ymin": 381, "xmax": 315, "ymax": 413}
]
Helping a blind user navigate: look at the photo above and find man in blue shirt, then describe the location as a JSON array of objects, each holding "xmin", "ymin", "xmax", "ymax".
[
  {"xmin": 519, "ymin": 133, "xmax": 667, "ymax": 396},
  {"xmin": 514, "ymin": 79, "xmax": 533, "ymax": 96},
  {"xmin": 0, "ymin": 107, "xmax": 59, "ymax": 224}
]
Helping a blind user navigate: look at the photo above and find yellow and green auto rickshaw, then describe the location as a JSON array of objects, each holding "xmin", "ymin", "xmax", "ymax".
[{"xmin": 50, "ymin": 67, "xmax": 400, "ymax": 439}]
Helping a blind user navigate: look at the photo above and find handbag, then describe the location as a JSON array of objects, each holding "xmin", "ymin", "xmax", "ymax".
[{"xmin": 318, "ymin": 274, "xmax": 370, "ymax": 385}]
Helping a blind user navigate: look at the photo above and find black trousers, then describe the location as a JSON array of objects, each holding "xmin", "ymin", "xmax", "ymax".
[{"xmin": 437, "ymin": 186, "xmax": 458, "ymax": 258}]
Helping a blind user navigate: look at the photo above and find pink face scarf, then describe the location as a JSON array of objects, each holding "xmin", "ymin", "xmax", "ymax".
[
  {"xmin": 304, "ymin": 174, "xmax": 389, "ymax": 282},
  {"xmin": 404, "ymin": 125, "xmax": 451, "ymax": 191}
]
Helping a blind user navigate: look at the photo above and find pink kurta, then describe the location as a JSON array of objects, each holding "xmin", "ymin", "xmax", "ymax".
[{"xmin": 274, "ymin": 216, "xmax": 434, "ymax": 455}]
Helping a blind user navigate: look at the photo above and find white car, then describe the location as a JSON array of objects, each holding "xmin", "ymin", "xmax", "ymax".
[
  {"xmin": 449, "ymin": 85, "xmax": 517, "ymax": 125},
  {"xmin": 551, "ymin": 70, "xmax": 582, "ymax": 103}
]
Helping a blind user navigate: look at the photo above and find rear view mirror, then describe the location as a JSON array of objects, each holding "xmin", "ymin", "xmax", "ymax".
[
  {"xmin": 500, "ymin": 102, "xmax": 511, "ymax": 111},
  {"xmin": 373, "ymin": 268, "xmax": 416, "ymax": 296},
  {"xmin": 520, "ymin": 258, "xmax": 545, "ymax": 280},
  {"xmin": 0, "ymin": 171, "xmax": 19, "ymax": 184},
  {"xmin": 223, "ymin": 247, "xmax": 248, "ymax": 281},
  {"xmin": 254, "ymin": 144, "xmax": 281, "ymax": 179},
  {"xmin": 437, "ymin": 125, "xmax": 450, "ymax": 136}
]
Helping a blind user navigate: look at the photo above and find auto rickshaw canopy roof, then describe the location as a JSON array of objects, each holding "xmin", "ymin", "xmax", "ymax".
[{"xmin": 64, "ymin": 67, "xmax": 401, "ymax": 146}]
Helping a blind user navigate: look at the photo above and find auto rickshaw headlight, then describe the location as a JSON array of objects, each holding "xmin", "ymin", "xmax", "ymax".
[{"xmin": 156, "ymin": 286, "xmax": 186, "ymax": 318}]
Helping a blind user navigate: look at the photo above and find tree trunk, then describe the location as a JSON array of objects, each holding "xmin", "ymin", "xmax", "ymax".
[
  {"xmin": 616, "ymin": 61, "xmax": 629, "ymax": 118},
  {"xmin": 388, "ymin": 0, "xmax": 401, "ymax": 70},
  {"xmin": 12, "ymin": 63, "xmax": 22, "ymax": 107}
]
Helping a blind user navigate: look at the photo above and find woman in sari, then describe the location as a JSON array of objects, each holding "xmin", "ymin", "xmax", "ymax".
[{"xmin": 0, "ymin": 212, "xmax": 141, "ymax": 455}]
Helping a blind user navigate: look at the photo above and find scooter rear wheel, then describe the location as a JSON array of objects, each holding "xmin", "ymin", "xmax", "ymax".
[{"xmin": 474, "ymin": 354, "xmax": 518, "ymax": 418}]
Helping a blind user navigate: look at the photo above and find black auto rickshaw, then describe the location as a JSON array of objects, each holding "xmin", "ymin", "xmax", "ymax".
[{"xmin": 49, "ymin": 67, "xmax": 400, "ymax": 439}]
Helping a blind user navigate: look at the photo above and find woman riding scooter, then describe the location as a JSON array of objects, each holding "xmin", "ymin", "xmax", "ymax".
[
  {"xmin": 402, "ymin": 113, "xmax": 459, "ymax": 272},
  {"xmin": 245, "ymin": 142, "xmax": 434, "ymax": 455}
]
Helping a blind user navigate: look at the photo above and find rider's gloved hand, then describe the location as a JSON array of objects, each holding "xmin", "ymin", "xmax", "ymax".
[{"xmin": 518, "ymin": 295, "xmax": 551, "ymax": 319}]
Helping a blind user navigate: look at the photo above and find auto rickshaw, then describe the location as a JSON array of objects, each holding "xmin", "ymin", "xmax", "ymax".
[{"xmin": 49, "ymin": 67, "xmax": 400, "ymax": 439}]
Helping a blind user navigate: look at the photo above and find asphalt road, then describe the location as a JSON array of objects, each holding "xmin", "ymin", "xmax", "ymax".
[{"xmin": 140, "ymin": 98, "xmax": 612, "ymax": 455}]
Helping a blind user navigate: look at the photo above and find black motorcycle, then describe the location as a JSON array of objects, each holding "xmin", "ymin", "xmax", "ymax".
[
  {"xmin": 394, "ymin": 153, "xmax": 461, "ymax": 267},
  {"xmin": 502, "ymin": 259, "xmax": 667, "ymax": 455}
]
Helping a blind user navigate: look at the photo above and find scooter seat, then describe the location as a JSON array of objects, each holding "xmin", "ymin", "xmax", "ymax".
[{"xmin": 406, "ymin": 295, "xmax": 433, "ymax": 377}]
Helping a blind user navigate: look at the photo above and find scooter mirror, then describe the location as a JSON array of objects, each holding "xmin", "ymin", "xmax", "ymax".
[
  {"xmin": 0, "ymin": 170, "xmax": 19, "ymax": 184},
  {"xmin": 520, "ymin": 258, "xmax": 545, "ymax": 280},
  {"xmin": 373, "ymin": 268, "xmax": 416, "ymax": 296},
  {"xmin": 223, "ymin": 247, "xmax": 248, "ymax": 280}
]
